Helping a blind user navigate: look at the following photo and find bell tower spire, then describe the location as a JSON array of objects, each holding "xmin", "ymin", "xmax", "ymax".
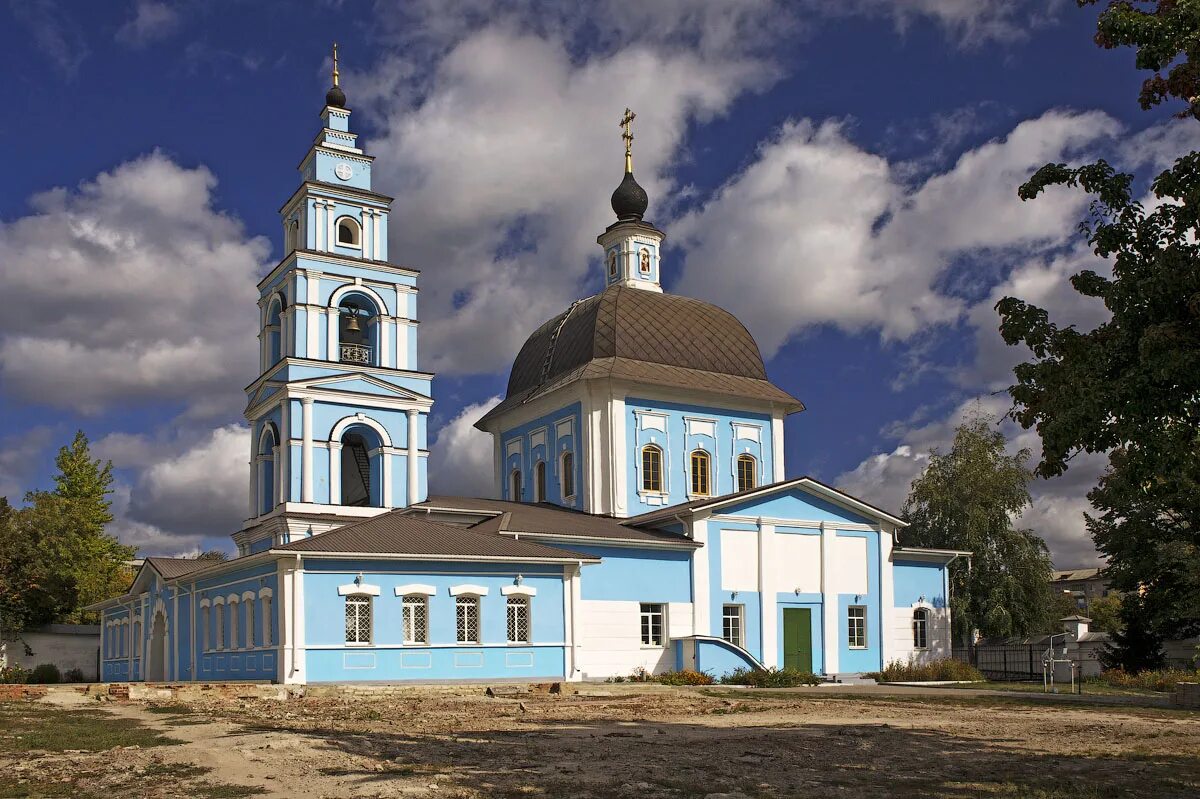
[{"xmin": 599, "ymin": 106, "xmax": 663, "ymax": 291}]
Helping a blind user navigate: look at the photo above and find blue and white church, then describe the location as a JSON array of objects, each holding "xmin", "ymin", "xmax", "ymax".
[{"xmin": 91, "ymin": 55, "xmax": 967, "ymax": 685}]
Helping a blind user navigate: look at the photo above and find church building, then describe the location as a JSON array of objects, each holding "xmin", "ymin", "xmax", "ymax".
[{"xmin": 89, "ymin": 51, "xmax": 966, "ymax": 685}]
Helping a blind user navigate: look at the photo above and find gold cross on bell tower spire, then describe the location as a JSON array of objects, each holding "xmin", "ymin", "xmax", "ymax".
[
  {"xmin": 619, "ymin": 108, "xmax": 636, "ymax": 173},
  {"xmin": 332, "ymin": 42, "xmax": 340, "ymax": 87}
]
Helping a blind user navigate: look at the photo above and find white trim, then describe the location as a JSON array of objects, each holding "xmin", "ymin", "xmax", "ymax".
[
  {"xmin": 500, "ymin": 585, "xmax": 537, "ymax": 597},
  {"xmin": 449, "ymin": 584, "xmax": 489, "ymax": 596},
  {"xmin": 329, "ymin": 412, "xmax": 395, "ymax": 448},
  {"xmin": 338, "ymin": 583, "xmax": 381, "ymax": 596},
  {"xmin": 394, "ymin": 583, "xmax": 436, "ymax": 596},
  {"xmin": 328, "ymin": 282, "xmax": 388, "ymax": 315}
]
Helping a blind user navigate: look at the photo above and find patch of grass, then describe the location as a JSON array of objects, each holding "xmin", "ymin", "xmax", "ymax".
[
  {"xmin": 946, "ymin": 680, "xmax": 1162, "ymax": 697},
  {"xmin": 142, "ymin": 762, "xmax": 211, "ymax": 779},
  {"xmin": 866, "ymin": 657, "xmax": 984, "ymax": 682},
  {"xmin": 188, "ymin": 784, "xmax": 260, "ymax": 799},
  {"xmin": 0, "ymin": 703, "xmax": 181, "ymax": 753},
  {"xmin": 718, "ymin": 667, "xmax": 821, "ymax": 687}
]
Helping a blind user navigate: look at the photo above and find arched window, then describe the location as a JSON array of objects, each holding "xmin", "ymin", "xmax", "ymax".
[
  {"xmin": 214, "ymin": 601, "xmax": 225, "ymax": 650},
  {"xmin": 507, "ymin": 596, "xmax": 531, "ymax": 643},
  {"xmin": 200, "ymin": 604, "xmax": 210, "ymax": 652},
  {"xmin": 340, "ymin": 425, "xmax": 385, "ymax": 508},
  {"xmin": 244, "ymin": 595, "xmax": 256, "ymax": 649},
  {"xmin": 608, "ymin": 250, "xmax": 618, "ymax": 277},
  {"xmin": 534, "ymin": 461, "xmax": 546, "ymax": 502},
  {"xmin": 639, "ymin": 248, "xmax": 651, "ymax": 275},
  {"xmin": 561, "ymin": 451, "xmax": 575, "ymax": 499},
  {"xmin": 913, "ymin": 608, "xmax": 928, "ymax": 650},
  {"xmin": 228, "ymin": 597, "xmax": 240, "ymax": 650},
  {"xmin": 402, "ymin": 594, "xmax": 428, "ymax": 644},
  {"xmin": 337, "ymin": 298, "xmax": 378, "ymax": 365},
  {"xmin": 736, "ymin": 454, "xmax": 757, "ymax": 492},
  {"xmin": 260, "ymin": 590, "xmax": 273, "ymax": 646},
  {"xmin": 336, "ymin": 216, "xmax": 361, "ymax": 247},
  {"xmin": 287, "ymin": 219, "xmax": 300, "ymax": 253},
  {"xmin": 257, "ymin": 424, "xmax": 278, "ymax": 516},
  {"xmin": 690, "ymin": 449, "xmax": 711, "ymax": 496},
  {"xmin": 641, "ymin": 445, "xmax": 663, "ymax": 493},
  {"xmin": 510, "ymin": 469, "xmax": 522, "ymax": 501},
  {"xmin": 265, "ymin": 295, "xmax": 284, "ymax": 367}
]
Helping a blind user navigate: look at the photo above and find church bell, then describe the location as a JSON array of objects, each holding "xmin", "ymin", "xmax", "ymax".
[{"xmin": 343, "ymin": 304, "xmax": 362, "ymax": 333}]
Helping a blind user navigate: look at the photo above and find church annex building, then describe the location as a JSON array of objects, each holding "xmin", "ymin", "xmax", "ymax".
[{"xmin": 89, "ymin": 53, "xmax": 967, "ymax": 685}]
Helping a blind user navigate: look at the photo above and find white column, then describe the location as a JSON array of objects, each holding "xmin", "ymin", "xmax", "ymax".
[
  {"xmin": 772, "ymin": 414, "xmax": 786, "ymax": 481},
  {"xmin": 279, "ymin": 403, "xmax": 290, "ymax": 504},
  {"xmin": 610, "ymin": 394, "xmax": 627, "ymax": 516},
  {"xmin": 381, "ymin": 318, "xmax": 393, "ymax": 368},
  {"xmin": 691, "ymin": 517, "xmax": 710, "ymax": 636},
  {"xmin": 325, "ymin": 201, "xmax": 335, "ymax": 252},
  {"xmin": 361, "ymin": 208, "xmax": 372, "ymax": 260},
  {"xmin": 381, "ymin": 447, "xmax": 394, "ymax": 507},
  {"xmin": 327, "ymin": 307, "xmax": 339, "ymax": 363},
  {"xmin": 759, "ymin": 521, "xmax": 778, "ymax": 667},
  {"xmin": 373, "ymin": 210, "xmax": 382, "ymax": 258},
  {"xmin": 878, "ymin": 525, "xmax": 894, "ymax": 669},
  {"xmin": 248, "ymin": 456, "xmax": 257, "ymax": 518},
  {"xmin": 820, "ymin": 522, "xmax": 839, "ymax": 675},
  {"xmin": 328, "ymin": 441, "xmax": 342, "ymax": 506},
  {"xmin": 301, "ymin": 398, "xmax": 314, "ymax": 503},
  {"xmin": 407, "ymin": 409, "xmax": 420, "ymax": 506},
  {"xmin": 315, "ymin": 201, "xmax": 325, "ymax": 250},
  {"xmin": 273, "ymin": 445, "xmax": 282, "ymax": 507}
]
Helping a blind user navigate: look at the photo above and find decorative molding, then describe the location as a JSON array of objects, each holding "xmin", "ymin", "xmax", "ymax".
[
  {"xmin": 394, "ymin": 584, "xmax": 437, "ymax": 596},
  {"xmin": 337, "ymin": 583, "xmax": 381, "ymax": 596},
  {"xmin": 448, "ymin": 584, "xmax": 489, "ymax": 596},
  {"xmin": 500, "ymin": 585, "xmax": 537, "ymax": 597}
]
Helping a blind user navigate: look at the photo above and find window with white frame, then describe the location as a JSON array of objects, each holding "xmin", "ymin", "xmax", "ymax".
[
  {"xmin": 640, "ymin": 603, "xmax": 666, "ymax": 647},
  {"xmin": 229, "ymin": 600, "xmax": 240, "ymax": 650},
  {"xmin": 507, "ymin": 596, "xmax": 531, "ymax": 643},
  {"xmin": 641, "ymin": 445, "xmax": 663, "ymax": 493},
  {"xmin": 337, "ymin": 216, "xmax": 361, "ymax": 247},
  {"xmin": 736, "ymin": 454, "xmax": 757, "ymax": 492},
  {"xmin": 214, "ymin": 605, "xmax": 225, "ymax": 650},
  {"xmin": 201, "ymin": 605, "xmax": 210, "ymax": 652},
  {"xmin": 690, "ymin": 449, "xmax": 711, "ymax": 496},
  {"xmin": 261, "ymin": 593, "xmax": 273, "ymax": 646},
  {"xmin": 534, "ymin": 460, "xmax": 546, "ymax": 502},
  {"xmin": 245, "ymin": 596, "xmax": 256, "ymax": 649},
  {"xmin": 722, "ymin": 604, "xmax": 744, "ymax": 648},
  {"xmin": 912, "ymin": 608, "xmax": 928, "ymax": 650},
  {"xmin": 456, "ymin": 595, "xmax": 481, "ymax": 643},
  {"xmin": 402, "ymin": 595, "xmax": 429, "ymax": 644},
  {"xmin": 345, "ymin": 595, "xmax": 372, "ymax": 645},
  {"xmin": 848, "ymin": 605, "xmax": 867, "ymax": 649}
]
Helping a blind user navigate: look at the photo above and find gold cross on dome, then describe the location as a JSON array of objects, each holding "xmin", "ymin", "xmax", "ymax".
[
  {"xmin": 332, "ymin": 42, "xmax": 340, "ymax": 87},
  {"xmin": 619, "ymin": 107, "xmax": 636, "ymax": 171}
]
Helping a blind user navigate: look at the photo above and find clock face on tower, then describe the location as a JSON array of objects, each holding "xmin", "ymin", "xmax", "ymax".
[{"xmin": 335, "ymin": 163, "xmax": 353, "ymax": 181}]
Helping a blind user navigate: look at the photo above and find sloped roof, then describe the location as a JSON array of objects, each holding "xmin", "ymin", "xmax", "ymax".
[
  {"xmin": 414, "ymin": 496, "xmax": 699, "ymax": 547},
  {"xmin": 144, "ymin": 557, "xmax": 210, "ymax": 579},
  {"xmin": 274, "ymin": 510, "xmax": 598, "ymax": 561}
]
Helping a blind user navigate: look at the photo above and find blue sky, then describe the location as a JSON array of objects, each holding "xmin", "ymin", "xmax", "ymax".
[{"xmin": 1, "ymin": 1, "xmax": 1192, "ymax": 565}]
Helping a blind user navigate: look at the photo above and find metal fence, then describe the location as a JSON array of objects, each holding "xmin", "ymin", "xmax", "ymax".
[{"xmin": 953, "ymin": 645, "xmax": 1044, "ymax": 681}]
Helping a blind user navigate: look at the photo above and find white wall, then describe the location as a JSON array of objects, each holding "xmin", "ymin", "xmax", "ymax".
[
  {"xmin": 772, "ymin": 534, "xmax": 821, "ymax": 594},
  {"xmin": 2, "ymin": 629, "xmax": 100, "ymax": 681},
  {"xmin": 576, "ymin": 600, "xmax": 693, "ymax": 679},
  {"xmin": 887, "ymin": 606, "xmax": 951, "ymax": 666}
]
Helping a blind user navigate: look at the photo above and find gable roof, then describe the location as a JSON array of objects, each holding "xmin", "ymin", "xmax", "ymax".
[
  {"xmin": 624, "ymin": 476, "xmax": 908, "ymax": 529},
  {"xmin": 273, "ymin": 509, "xmax": 599, "ymax": 562},
  {"xmin": 411, "ymin": 496, "xmax": 700, "ymax": 547},
  {"xmin": 144, "ymin": 557, "xmax": 210, "ymax": 579}
]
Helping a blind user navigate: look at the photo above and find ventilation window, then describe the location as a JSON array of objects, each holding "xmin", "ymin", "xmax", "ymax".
[{"xmin": 337, "ymin": 216, "xmax": 361, "ymax": 247}]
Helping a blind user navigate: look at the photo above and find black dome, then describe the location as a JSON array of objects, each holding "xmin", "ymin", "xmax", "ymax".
[
  {"xmin": 326, "ymin": 84, "xmax": 347, "ymax": 108},
  {"xmin": 611, "ymin": 171, "xmax": 648, "ymax": 221}
]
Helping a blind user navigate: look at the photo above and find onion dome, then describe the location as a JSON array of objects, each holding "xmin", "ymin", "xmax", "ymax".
[
  {"xmin": 611, "ymin": 170, "xmax": 648, "ymax": 221},
  {"xmin": 325, "ymin": 84, "xmax": 346, "ymax": 108}
]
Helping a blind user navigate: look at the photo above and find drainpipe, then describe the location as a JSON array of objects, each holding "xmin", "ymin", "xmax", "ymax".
[{"xmin": 290, "ymin": 553, "xmax": 301, "ymax": 679}]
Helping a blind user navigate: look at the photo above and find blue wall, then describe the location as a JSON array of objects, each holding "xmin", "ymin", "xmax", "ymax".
[
  {"xmin": 893, "ymin": 561, "xmax": 948, "ymax": 608},
  {"xmin": 301, "ymin": 560, "xmax": 567, "ymax": 682},
  {"xmin": 836, "ymin": 530, "xmax": 882, "ymax": 673},
  {"xmin": 193, "ymin": 563, "xmax": 279, "ymax": 683},
  {"xmin": 570, "ymin": 545, "xmax": 693, "ymax": 603},
  {"xmin": 499, "ymin": 403, "xmax": 583, "ymax": 507}
]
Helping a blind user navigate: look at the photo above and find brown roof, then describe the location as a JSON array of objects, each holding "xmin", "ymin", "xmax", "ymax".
[
  {"xmin": 144, "ymin": 557, "xmax": 210, "ymax": 579},
  {"xmin": 414, "ymin": 496, "xmax": 700, "ymax": 547},
  {"xmin": 477, "ymin": 285, "xmax": 802, "ymax": 427},
  {"xmin": 274, "ymin": 510, "xmax": 598, "ymax": 561}
]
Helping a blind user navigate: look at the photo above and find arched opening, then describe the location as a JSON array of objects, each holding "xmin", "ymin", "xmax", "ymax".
[
  {"xmin": 736, "ymin": 454, "xmax": 757, "ymax": 492},
  {"xmin": 336, "ymin": 293, "xmax": 379, "ymax": 366},
  {"xmin": 340, "ymin": 423, "xmax": 386, "ymax": 507},
  {"xmin": 257, "ymin": 424, "xmax": 278, "ymax": 516},
  {"xmin": 336, "ymin": 216, "xmax": 361, "ymax": 248},
  {"xmin": 641, "ymin": 445, "xmax": 663, "ymax": 494},
  {"xmin": 690, "ymin": 449, "xmax": 711, "ymax": 497},
  {"xmin": 147, "ymin": 610, "xmax": 167, "ymax": 682},
  {"xmin": 265, "ymin": 295, "xmax": 284, "ymax": 367},
  {"xmin": 287, "ymin": 219, "xmax": 300, "ymax": 253},
  {"xmin": 510, "ymin": 469, "xmax": 522, "ymax": 502},
  {"xmin": 533, "ymin": 461, "xmax": 546, "ymax": 502},
  {"xmin": 561, "ymin": 451, "xmax": 575, "ymax": 499}
]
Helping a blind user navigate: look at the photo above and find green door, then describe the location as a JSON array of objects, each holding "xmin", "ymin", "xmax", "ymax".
[{"xmin": 783, "ymin": 608, "xmax": 813, "ymax": 672}]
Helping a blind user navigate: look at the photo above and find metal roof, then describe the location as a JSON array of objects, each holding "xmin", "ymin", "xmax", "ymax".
[{"xmin": 144, "ymin": 557, "xmax": 210, "ymax": 579}]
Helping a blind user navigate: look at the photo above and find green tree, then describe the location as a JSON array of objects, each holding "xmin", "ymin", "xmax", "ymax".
[
  {"xmin": 902, "ymin": 410, "xmax": 1058, "ymax": 643},
  {"xmin": 1087, "ymin": 592, "xmax": 1125, "ymax": 634},
  {"xmin": 53, "ymin": 430, "xmax": 114, "ymax": 537},
  {"xmin": 997, "ymin": 0, "xmax": 1200, "ymax": 670}
]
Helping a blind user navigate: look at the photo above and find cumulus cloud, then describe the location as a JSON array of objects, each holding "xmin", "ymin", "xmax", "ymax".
[
  {"xmin": 0, "ymin": 152, "xmax": 270, "ymax": 416},
  {"xmin": 673, "ymin": 110, "xmax": 1119, "ymax": 356},
  {"xmin": 428, "ymin": 396, "xmax": 501, "ymax": 497},
  {"xmin": 115, "ymin": 1, "xmax": 180, "ymax": 47}
]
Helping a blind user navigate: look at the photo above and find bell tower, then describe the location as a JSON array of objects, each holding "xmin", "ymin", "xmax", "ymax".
[
  {"xmin": 598, "ymin": 109, "xmax": 664, "ymax": 292},
  {"xmin": 237, "ymin": 45, "xmax": 434, "ymax": 553}
]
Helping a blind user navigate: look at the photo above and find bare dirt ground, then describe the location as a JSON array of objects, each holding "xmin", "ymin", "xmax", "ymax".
[{"xmin": 3, "ymin": 685, "xmax": 1199, "ymax": 798}]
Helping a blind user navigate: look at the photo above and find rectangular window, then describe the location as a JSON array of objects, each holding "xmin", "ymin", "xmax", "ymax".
[
  {"xmin": 912, "ymin": 610, "xmax": 928, "ymax": 650},
  {"xmin": 402, "ymin": 595, "xmax": 428, "ymax": 644},
  {"xmin": 722, "ymin": 604, "xmax": 744, "ymax": 648},
  {"xmin": 847, "ymin": 605, "xmax": 867, "ymax": 649},
  {"xmin": 561, "ymin": 452, "xmax": 575, "ymax": 498},
  {"xmin": 345, "ymin": 595, "xmax": 372, "ymax": 645},
  {"xmin": 261, "ymin": 595, "xmax": 272, "ymax": 646},
  {"xmin": 507, "ymin": 596, "xmax": 531, "ymax": 643},
  {"xmin": 640, "ymin": 603, "xmax": 666, "ymax": 647},
  {"xmin": 641, "ymin": 446, "xmax": 662, "ymax": 493},
  {"xmin": 456, "ymin": 596, "xmax": 481, "ymax": 644},
  {"xmin": 736, "ymin": 455, "xmax": 757, "ymax": 492}
]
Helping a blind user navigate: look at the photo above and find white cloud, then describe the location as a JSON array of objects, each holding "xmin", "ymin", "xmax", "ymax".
[
  {"xmin": 428, "ymin": 396, "xmax": 501, "ymax": 497},
  {"xmin": 835, "ymin": 0, "xmax": 1058, "ymax": 45},
  {"xmin": 0, "ymin": 427, "xmax": 56, "ymax": 501},
  {"xmin": 673, "ymin": 110, "xmax": 1119, "ymax": 357},
  {"xmin": 0, "ymin": 152, "xmax": 270, "ymax": 416},
  {"xmin": 115, "ymin": 1, "xmax": 180, "ymax": 47},
  {"xmin": 10, "ymin": 0, "xmax": 89, "ymax": 77}
]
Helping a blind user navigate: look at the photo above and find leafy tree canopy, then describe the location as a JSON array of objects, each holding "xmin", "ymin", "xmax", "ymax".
[{"xmin": 902, "ymin": 409, "xmax": 1058, "ymax": 642}]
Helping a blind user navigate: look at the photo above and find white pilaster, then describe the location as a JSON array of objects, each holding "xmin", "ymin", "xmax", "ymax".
[
  {"xmin": 361, "ymin": 208, "xmax": 372, "ymax": 260},
  {"xmin": 610, "ymin": 393, "xmax": 627, "ymax": 516},
  {"xmin": 772, "ymin": 414, "xmax": 786, "ymax": 482},
  {"xmin": 381, "ymin": 318, "xmax": 393, "ymax": 368},
  {"xmin": 325, "ymin": 200, "xmax": 335, "ymax": 252},
  {"xmin": 820, "ymin": 521, "xmax": 839, "ymax": 674},
  {"xmin": 279, "ymin": 558, "xmax": 306, "ymax": 685},
  {"xmin": 406, "ymin": 409, "xmax": 420, "ymax": 506},
  {"xmin": 759, "ymin": 520, "xmax": 779, "ymax": 667},
  {"xmin": 301, "ymin": 398, "xmax": 314, "ymax": 503},
  {"xmin": 372, "ymin": 209, "xmax": 381, "ymax": 257},
  {"xmin": 381, "ymin": 447, "xmax": 394, "ymax": 508},
  {"xmin": 878, "ymin": 525, "xmax": 894, "ymax": 668},
  {"xmin": 328, "ymin": 441, "xmax": 342, "ymax": 506},
  {"xmin": 395, "ymin": 321, "xmax": 408, "ymax": 369},
  {"xmin": 327, "ymin": 308, "xmax": 339, "ymax": 363},
  {"xmin": 692, "ymin": 517, "xmax": 711, "ymax": 636},
  {"xmin": 279, "ymin": 402, "xmax": 291, "ymax": 503}
]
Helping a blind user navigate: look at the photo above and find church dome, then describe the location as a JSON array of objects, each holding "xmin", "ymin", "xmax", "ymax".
[
  {"xmin": 326, "ymin": 84, "xmax": 347, "ymax": 108},
  {"xmin": 610, "ymin": 171, "xmax": 648, "ymax": 221},
  {"xmin": 505, "ymin": 285, "xmax": 773, "ymax": 397}
]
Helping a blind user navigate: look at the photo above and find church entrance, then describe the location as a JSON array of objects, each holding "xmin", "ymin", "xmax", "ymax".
[
  {"xmin": 147, "ymin": 611, "xmax": 167, "ymax": 682},
  {"xmin": 782, "ymin": 608, "xmax": 813, "ymax": 673}
]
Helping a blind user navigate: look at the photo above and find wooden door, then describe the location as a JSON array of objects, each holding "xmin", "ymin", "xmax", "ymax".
[{"xmin": 783, "ymin": 608, "xmax": 813, "ymax": 672}]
